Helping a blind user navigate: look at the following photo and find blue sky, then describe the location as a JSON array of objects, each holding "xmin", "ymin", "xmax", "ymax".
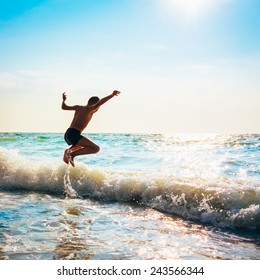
[{"xmin": 0, "ymin": 0, "xmax": 259, "ymax": 133}]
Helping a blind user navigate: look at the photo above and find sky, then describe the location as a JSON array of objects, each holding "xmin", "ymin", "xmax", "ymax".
[{"xmin": 0, "ymin": 0, "xmax": 259, "ymax": 133}]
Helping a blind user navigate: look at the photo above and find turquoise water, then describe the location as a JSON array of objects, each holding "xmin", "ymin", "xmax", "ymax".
[{"xmin": 0, "ymin": 133, "xmax": 260, "ymax": 259}]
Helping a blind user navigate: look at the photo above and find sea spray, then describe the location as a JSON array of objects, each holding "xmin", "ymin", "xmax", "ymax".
[
  {"xmin": 63, "ymin": 167, "xmax": 79, "ymax": 199},
  {"xmin": 0, "ymin": 146, "xmax": 260, "ymax": 230}
]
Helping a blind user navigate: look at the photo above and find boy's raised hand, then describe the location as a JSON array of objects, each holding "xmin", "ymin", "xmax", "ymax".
[
  {"xmin": 62, "ymin": 92, "xmax": 67, "ymax": 101},
  {"xmin": 112, "ymin": 90, "xmax": 120, "ymax": 96}
]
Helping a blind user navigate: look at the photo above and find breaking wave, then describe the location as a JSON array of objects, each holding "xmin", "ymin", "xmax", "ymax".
[{"xmin": 0, "ymin": 147, "xmax": 259, "ymax": 230}]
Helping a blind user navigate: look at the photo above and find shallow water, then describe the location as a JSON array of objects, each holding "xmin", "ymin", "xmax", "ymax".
[
  {"xmin": 0, "ymin": 133, "xmax": 259, "ymax": 259},
  {"xmin": 1, "ymin": 192, "xmax": 259, "ymax": 260}
]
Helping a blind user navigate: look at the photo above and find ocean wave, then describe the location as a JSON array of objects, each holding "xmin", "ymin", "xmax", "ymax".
[{"xmin": 0, "ymin": 147, "xmax": 259, "ymax": 230}]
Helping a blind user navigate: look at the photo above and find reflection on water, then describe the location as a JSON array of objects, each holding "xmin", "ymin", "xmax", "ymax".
[
  {"xmin": 63, "ymin": 201, "xmax": 260, "ymax": 260},
  {"xmin": 0, "ymin": 192, "xmax": 260, "ymax": 260},
  {"xmin": 53, "ymin": 207, "xmax": 88, "ymax": 260}
]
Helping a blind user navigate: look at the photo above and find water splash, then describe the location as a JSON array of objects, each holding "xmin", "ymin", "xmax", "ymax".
[
  {"xmin": 0, "ymin": 146, "xmax": 259, "ymax": 229},
  {"xmin": 63, "ymin": 167, "xmax": 78, "ymax": 199}
]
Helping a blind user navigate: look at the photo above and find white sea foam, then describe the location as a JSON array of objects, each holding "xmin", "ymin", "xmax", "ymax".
[{"xmin": 0, "ymin": 147, "xmax": 259, "ymax": 230}]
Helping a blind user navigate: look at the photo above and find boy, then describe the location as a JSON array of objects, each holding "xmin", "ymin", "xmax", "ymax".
[{"xmin": 62, "ymin": 90, "xmax": 120, "ymax": 166}]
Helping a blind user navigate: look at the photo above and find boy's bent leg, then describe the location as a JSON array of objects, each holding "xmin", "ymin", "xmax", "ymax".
[
  {"xmin": 63, "ymin": 145, "xmax": 84, "ymax": 165},
  {"xmin": 69, "ymin": 137, "xmax": 100, "ymax": 166},
  {"xmin": 69, "ymin": 145, "xmax": 83, "ymax": 153}
]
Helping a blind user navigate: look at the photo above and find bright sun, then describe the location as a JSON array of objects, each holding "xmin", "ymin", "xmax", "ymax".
[{"xmin": 162, "ymin": 0, "xmax": 218, "ymax": 21}]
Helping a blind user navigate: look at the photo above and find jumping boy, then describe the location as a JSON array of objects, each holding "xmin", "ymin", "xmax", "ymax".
[{"xmin": 62, "ymin": 90, "xmax": 120, "ymax": 167}]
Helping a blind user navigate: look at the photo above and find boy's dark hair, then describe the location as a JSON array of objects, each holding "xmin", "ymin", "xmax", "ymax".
[{"xmin": 88, "ymin": 96, "xmax": 100, "ymax": 105}]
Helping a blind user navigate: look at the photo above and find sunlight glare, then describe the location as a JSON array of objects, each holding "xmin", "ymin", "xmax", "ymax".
[{"xmin": 162, "ymin": 0, "xmax": 218, "ymax": 21}]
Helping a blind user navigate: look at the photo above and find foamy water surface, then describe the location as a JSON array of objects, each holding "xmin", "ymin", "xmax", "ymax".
[{"xmin": 0, "ymin": 133, "xmax": 259, "ymax": 259}]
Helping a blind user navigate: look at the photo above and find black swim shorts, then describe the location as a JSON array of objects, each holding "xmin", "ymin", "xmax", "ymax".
[{"xmin": 64, "ymin": 128, "xmax": 83, "ymax": 146}]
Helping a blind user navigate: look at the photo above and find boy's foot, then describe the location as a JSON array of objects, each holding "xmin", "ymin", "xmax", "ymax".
[
  {"xmin": 63, "ymin": 145, "xmax": 82, "ymax": 167},
  {"xmin": 68, "ymin": 154, "xmax": 75, "ymax": 167},
  {"xmin": 63, "ymin": 149, "xmax": 70, "ymax": 165},
  {"xmin": 63, "ymin": 149, "xmax": 76, "ymax": 167}
]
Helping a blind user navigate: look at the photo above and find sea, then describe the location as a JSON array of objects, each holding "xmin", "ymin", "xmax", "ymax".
[{"xmin": 0, "ymin": 132, "xmax": 259, "ymax": 260}]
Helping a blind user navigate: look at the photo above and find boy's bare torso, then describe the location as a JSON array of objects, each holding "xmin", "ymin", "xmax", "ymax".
[{"xmin": 69, "ymin": 105, "xmax": 96, "ymax": 132}]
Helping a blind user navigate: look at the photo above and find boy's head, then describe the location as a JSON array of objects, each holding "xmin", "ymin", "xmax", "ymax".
[{"xmin": 88, "ymin": 96, "xmax": 100, "ymax": 105}]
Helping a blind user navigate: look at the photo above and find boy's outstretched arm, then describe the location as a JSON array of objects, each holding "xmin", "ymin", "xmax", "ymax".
[
  {"xmin": 93, "ymin": 90, "xmax": 120, "ymax": 110},
  {"xmin": 61, "ymin": 92, "xmax": 79, "ymax": 110}
]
